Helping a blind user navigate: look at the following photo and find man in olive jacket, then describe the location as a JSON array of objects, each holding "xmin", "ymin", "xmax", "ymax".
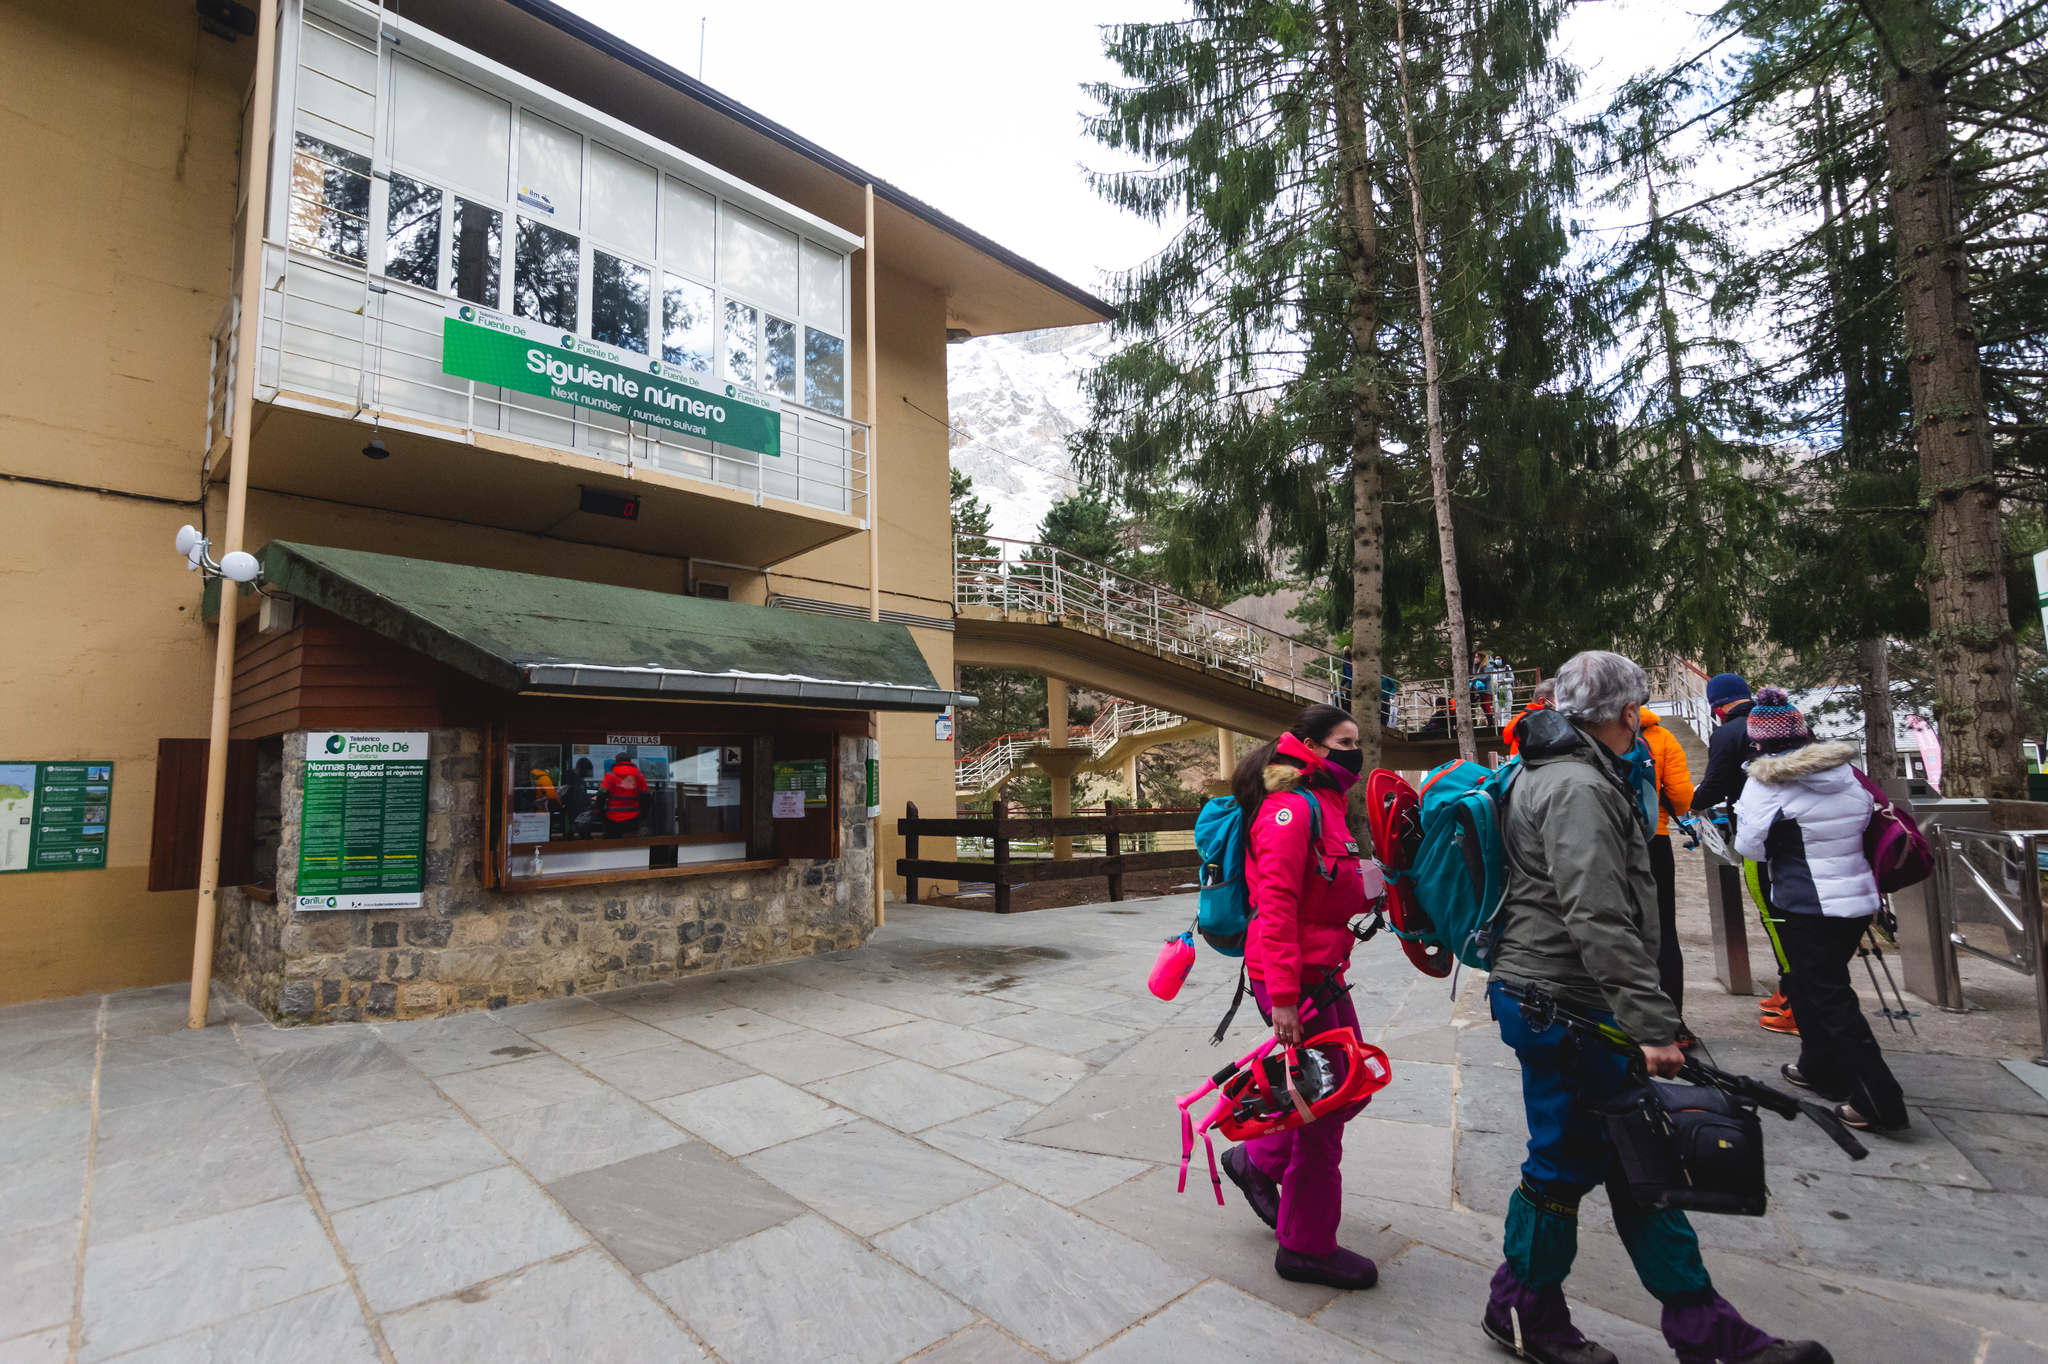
[
  {"xmin": 1492, "ymin": 705, "xmax": 1680, "ymax": 1049},
  {"xmin": 1480, "ymin": 652, "xmax": 1827, "ymax": 1364}
]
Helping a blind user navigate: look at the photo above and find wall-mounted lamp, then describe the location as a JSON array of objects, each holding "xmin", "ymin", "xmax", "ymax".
[
  {"xmin": 174, "ymin": 525, "xmax": 262, "ymax": 584},
  {"xmin": 362, "ymin": 438, "xmax": 390, "ymax": 460}
]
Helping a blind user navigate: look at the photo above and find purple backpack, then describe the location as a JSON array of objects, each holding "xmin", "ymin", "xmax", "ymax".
[{"xmin": 1850, "ymin": 767, "xmax": 1934, "ymax": 893}]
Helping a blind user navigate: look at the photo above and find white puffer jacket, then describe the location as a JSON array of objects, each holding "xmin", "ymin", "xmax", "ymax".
[{"xmin": 1732, "ymin": 741, "xmax": 1880, "ymax": 919}]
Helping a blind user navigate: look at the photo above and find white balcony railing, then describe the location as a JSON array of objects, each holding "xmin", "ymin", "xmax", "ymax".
[{"xmin": 216, "ymin": 245, "xmax": 869, "ymax": 522}]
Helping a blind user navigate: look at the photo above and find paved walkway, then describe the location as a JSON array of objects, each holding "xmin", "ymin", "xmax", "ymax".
[{"xmin": 5, "ymin": 872, "xmax": 2048, "ymax": 1362}]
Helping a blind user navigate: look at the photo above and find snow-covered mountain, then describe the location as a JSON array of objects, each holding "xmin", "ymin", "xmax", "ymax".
[{"xmin": 945, "ymin": 324, "xmax": 1117, "ymax": 540}]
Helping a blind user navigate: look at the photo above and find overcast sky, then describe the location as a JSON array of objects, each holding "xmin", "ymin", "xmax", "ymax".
[{"xmin": 554, "ymin": 0, "xmax": 1712, "ymax": 297}]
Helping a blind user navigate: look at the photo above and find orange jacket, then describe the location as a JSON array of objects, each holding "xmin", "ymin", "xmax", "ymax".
[
  {"xmin": 1504, "ymin": 699, "xmax": 1549, "ymax": 754},
  {"xmin": 1639, "ymin": 708, "xmax": 1696, "ymax": 837}
]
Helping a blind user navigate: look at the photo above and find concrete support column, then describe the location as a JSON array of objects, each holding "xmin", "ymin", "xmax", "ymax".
[
  {"xmin": 1046, "ymin": 678, "xmax": 1073, "ymax": 859},
  {"xmin": 1124, "ymin": 751, "xmax": 1141, "ymax": 806},
  {"xmin": 1204, "ymin": 727, "xmax": 1237, "ymax": 797}
]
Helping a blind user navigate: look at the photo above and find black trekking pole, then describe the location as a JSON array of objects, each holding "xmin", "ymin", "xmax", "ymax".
[{"xmin": 1861, "ymin": 923, "xmax": 1917, "ymax": 1035}]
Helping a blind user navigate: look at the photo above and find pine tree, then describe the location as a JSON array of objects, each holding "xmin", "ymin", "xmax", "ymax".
[
  {"xmin": 1077, "ymin": 2, "xmax": 1392, "ymax": 767},
  {"xmin": 952, "ymin": 470, "xmax": 1045, "ymax": 754}
]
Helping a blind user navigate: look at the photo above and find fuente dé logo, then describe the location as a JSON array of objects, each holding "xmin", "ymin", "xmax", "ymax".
[{"xmin": 325, "ymin": 734, "xmax": 347, "ymax": 755}]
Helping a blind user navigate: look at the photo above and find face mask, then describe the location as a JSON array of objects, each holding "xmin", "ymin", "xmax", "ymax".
[{"xmin": 1326, "ymin": 747, "xmax": 1365, "ymax": 777}]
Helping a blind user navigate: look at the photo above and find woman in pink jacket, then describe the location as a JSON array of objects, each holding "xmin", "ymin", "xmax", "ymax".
[{"xmin": 1219, "ymin": 703, "xmax": 1380, "ymax": 1290}]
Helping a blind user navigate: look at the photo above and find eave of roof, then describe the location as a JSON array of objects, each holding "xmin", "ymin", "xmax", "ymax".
[{"xmin": 499, "ymin": 0, "xmax": 1115, "ymax": 325}]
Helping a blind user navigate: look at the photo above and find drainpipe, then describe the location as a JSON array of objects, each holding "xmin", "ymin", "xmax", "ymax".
[
  {"xmin": 864, "ymin": 183, "xmax": 884, "ymax": 928},
  {"xmin": 188, "ymin": 0, "xmax": 279, "ymax": 1029}
]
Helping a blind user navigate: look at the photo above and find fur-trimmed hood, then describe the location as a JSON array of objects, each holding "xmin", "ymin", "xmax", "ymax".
[
  {"xmin": 1746, "ymin": 740, "xmax": 1858, "ymax": 787},
  {"xmin": 1263, "ymin": 762, "xmax": 1306, "ymax": 793}
]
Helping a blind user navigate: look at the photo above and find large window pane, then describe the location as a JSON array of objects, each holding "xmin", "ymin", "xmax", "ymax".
[
  {"xmin": 514, "ymin": 218, "xmax": 579, "ymax": 329},
  {"xmin": 593, "ymin": 251, "xmax": 651, "ymax": 355},
  {"xmin": 662, "ymin": 177, "xmax": 715, "ymax": 281},
  {"xmin": 588, "ymin": 142, "xmax": 657, "ymax": 258},
  {"xmin": 719, "ymin": 206, "xmax": 798, "ymax": 313},
  {"xmin": 288, "ymin": 134, "xmax": 370, "ymax": 263},
  {"xmin": 804, "ymin": 329, "xmax": 846, "ymax": 414},
  {"xmin": 451, "ymin": 198, "xmax": 501, "ymax": 307},
  {"xmin": 390, "ymin": 58, "xmax": 510, "ymax": 203},
  {"xmin": 765, "ymin": 316, "xmax": 797, "ymax": 399},
  {"xmin": 662, "ymin": 274, "xmax": 714, "ymax": 374},
  {"xmin": 384, "ymin": 175, "xmax": 442, "ymax": 288},
  {"xmin": 516, "ymin": 113, "xmax": 582, "ymax": 230},
  {"xmin": 724, "ymin": 299, "xmax": 758, "ymax": 386},
  {"xmin": 802, "ymin": 241, "xmax": 845, "ymax": 333}
]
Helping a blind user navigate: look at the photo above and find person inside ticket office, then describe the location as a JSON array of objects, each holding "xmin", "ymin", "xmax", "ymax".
[{"xmin": 600, "ymin": 751, "xmax": 649, "ymax": 835}]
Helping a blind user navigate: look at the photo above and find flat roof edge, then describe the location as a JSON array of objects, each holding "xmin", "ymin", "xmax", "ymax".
[{"xmin": 500, "ymin": 0, "xmax": 1116, "ymax": 323}]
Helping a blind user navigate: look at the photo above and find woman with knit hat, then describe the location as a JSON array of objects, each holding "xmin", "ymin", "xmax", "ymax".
[{"xmin": 1732, "ymin": 689, "xmax": 1909, "ymax": 1132}]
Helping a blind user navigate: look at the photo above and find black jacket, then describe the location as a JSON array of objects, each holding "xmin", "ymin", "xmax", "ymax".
[{"xmin": 1689, "ymin": 700, "xmax": 1754, "ymax": 812}]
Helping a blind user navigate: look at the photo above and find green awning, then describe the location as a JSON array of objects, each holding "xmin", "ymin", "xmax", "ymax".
[{"xmin": 255, "ymin": 542, "xmax": 962, "ymax": 711}]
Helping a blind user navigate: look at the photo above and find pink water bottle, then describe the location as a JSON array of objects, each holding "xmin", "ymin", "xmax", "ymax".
[{"xmin": 1149, "ymin": 932, "xmax": 1197, "ymax": 1000}]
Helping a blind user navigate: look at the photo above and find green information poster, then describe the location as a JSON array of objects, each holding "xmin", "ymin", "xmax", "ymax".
[
  {"xmin": 441, "ymin": 302, "xmax": 782, "ymax": 457},
  {"xmin": 773, "ymin": 759, "xmax": 830, "ymax": 809},
  {"xmin": 296, "ymin": 732, "xmax": 429, "ymax": 912},
  {"xmin": 0, "ymin": 761, "xmax": 112, "ymax": 874}
]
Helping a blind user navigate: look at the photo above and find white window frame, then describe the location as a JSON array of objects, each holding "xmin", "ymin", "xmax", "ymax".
[{"xmin": 280, "ymin": 0, "xmax": 857, "ymax": 420}]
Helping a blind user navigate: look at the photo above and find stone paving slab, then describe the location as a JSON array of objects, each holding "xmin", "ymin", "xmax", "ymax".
[
  {"xmin": 109, "ymin": 1284, "xmax": 381, "ymax": 1364},
  {"xmin": 740, "ymin": 1119, "xmax": 999, "ymax": 1235},
  {"xmin": 5, "ymin": 883, "xmax": 2048, "ymax": 1362},
  {"xmin": 878, "ymin": 1187, "xmax": 1200, "ymax": 1360},
  {"xmin": 1087, "ymin": 1280, "xmax": 1369, "ymax": 1363},
  {"xmin": 327, "ymin": 1165, "xmax": 586, "ymax": 1314},
  {"xmin": 547, "ymin": 1142, "xmax": 804, "ymax": 1273},
  {"xmin": 655, "ymin": 1073, "xmax": 856, "ymax": 1155},
  {"xmin": 79, "ymin": 1197, "xmax": 344, "ymax": 1361},
  {"xmin": 382, "ymin": 1248, "xmax": 707, "ymax": 1364},
  {"xmin": 648, "ymin": 1215, "xmax": 972, "ymax": 1364}
]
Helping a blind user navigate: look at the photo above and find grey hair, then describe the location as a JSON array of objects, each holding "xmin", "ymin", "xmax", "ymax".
[{"xmin": 1551, "ymin": 650, "xmax": 1649, "ymax": 726}]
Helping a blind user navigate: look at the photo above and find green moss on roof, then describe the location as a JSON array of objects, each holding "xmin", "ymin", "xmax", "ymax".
[{"xmin": 257, "ymin": 542, "xmax": 946, "ymax": 705}]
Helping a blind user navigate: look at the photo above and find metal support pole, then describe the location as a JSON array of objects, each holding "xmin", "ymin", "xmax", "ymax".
[
  {"xmin": 863, "ymin": 184, "xmax": 884, "ymax": 929},
  {"xmin": 189, "ymin": 0, "xmax": 279, "ymax": 1029}
]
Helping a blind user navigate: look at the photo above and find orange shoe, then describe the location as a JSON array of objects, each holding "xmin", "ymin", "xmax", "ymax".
[{"xmin": 1758, "ymin": 994, "xmax": 1798, "ymax": 1035}]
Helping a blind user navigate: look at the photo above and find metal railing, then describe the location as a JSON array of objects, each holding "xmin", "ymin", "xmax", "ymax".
[
  {"xmin": 955, "ymin": 537, "xmax": 1346, "ymax": 702},
  {"xmin": 1932, "ymin": 825, "xmax": 2048, "ymax": 1057},
  {"xmin": 215, "ymin": 246, "xmax": 869, "ymax": 521},
  {"xmin": 955, "ymin": 700, "xmax": 1188, "ymax": 793},
  {"xmin": 1382, "ymin": 667, "xmax": 1546, "ymax": 734}
]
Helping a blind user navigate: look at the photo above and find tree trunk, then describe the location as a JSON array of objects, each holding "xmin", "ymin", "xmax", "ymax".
[
  {"xmin": 1646, "ymin": 160, "xmax": 1727, "ymax": 673},
  {"xmin": 1875, "ymin": 2, "xmax": 2021, "ymax": 799},
  {"xmin": 1856, "ymin": 636, "xmax": 1899, "ymax": 781},
  {"xmin": 1394, "ymin": 0, "xmax": 1475, "ymax": 762},
  {"xmin": 1323, "ymin": 2, "xmax": 1386, "ymax": 789}
]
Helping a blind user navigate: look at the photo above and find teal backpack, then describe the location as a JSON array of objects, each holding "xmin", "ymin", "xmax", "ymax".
[
  {"xmin": 1193, "ymin": 790, "xmax": 1327, "ymax": 1042},
  {"xmin": 1389, "ymin": 758, "xmax": 1522, "ymax": 976},
  {"xmin": 1194, "ymin": 791, "xmax": 1323, "ymax": 956}
]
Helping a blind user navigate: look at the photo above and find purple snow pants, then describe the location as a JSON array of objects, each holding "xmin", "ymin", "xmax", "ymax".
[{"xmin": 1243, "ymin": 976, "xmax": 1370, "ymax": 1255}]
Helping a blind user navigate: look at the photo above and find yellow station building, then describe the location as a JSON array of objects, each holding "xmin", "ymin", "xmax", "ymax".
[{"xmin": 0, "ymin": 0, "xmax": 1111, "ymax": 1017}]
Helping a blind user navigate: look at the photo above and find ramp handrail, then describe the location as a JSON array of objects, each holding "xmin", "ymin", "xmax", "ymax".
[
  {"xmin": 956, "ymin": 700, "xmax": 1188, "ymax": 793},
  {"xmin": 955, "ymin": 537, "xmax": 1346, "ymax": 703}
]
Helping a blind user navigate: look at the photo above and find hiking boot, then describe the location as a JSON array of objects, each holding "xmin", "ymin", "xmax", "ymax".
[
  {"xmin": 1220, "ymin": 1144, "xmax": 1279, "ymax": 1229},
  {"xmin": 1834, "ymin": 1100, "xmax": 1908, "ymax": 1134},
  {"xmin": 1275, "ymin": 1245, "xmax": 1377, "ymax": 1289},
  {"xmin": 1728, "ymin": 1344, "xmax": 1834, "ymax": 1364},
  {"xmin": 1661, "ymin": 1294, "xmax": 1830, "ymax": 1364},
  {"xmin": 1482, "ymin": 1265, "xmax": 1616, "ymax": 1364}
]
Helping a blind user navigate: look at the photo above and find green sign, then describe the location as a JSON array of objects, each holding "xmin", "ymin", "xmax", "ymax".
[
  {"xmin": 773, "ymin": 759, "xmax": 830, "ymax": 810},
  {"xmin": 0, "ymin": 761, "xmax": 112, "ymax": 874},
  {"xmin": 296, "ymin": 732, "xmax": 429, "ymax": 912},
  {"xmin": 441, "ymin": 303, "xmax": 782, "ymax": 457}
]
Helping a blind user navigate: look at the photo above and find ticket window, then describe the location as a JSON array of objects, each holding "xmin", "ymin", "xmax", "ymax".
[{"xmin": 500, "ymin": 735, "xmax": 752, "ymax": 886}]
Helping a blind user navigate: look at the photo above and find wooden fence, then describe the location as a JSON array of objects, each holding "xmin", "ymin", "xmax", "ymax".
[{"xmin": 895, "ymin": 801, "xmax": 1202, "ymax": 913}]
